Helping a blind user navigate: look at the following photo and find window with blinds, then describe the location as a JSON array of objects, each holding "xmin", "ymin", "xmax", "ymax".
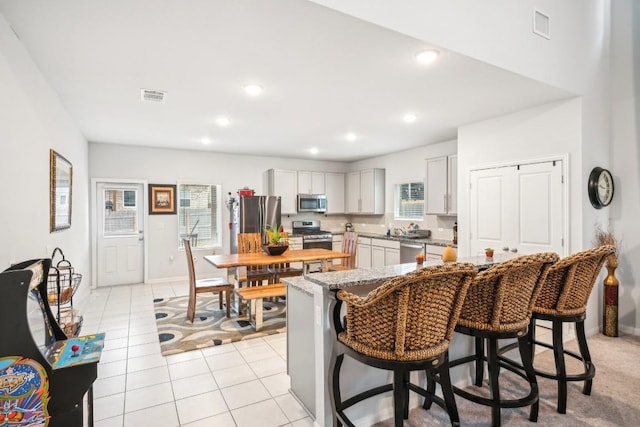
[
  {"xmin": 178, "ymin": 183, "xmax": 222, "ymax": 249},
  {"xmin": 395, "ymin": 181, "xmax": 424, "ymax": 220}
]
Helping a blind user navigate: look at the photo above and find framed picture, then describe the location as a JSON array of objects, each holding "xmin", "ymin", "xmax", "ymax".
[
  {"xmin": 50, "ymin": 149, "xmax": 73, "ymax": 232},
  {"xmin": 149, "ymin": 184, "xmax": 176, "ymax": 214}
]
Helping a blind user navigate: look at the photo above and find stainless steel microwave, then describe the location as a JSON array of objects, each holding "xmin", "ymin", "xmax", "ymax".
[{"xmin": 297, "ymin": 194, "xmax": 327, "ymax": 213}]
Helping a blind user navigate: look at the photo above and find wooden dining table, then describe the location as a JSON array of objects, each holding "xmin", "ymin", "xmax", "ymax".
[
  {"xmin": 204, "ymin": 248, "xmax": 350, "ymax": 315},
  {"xmin": 204, "ymin": 248, "xmax": 350, "ymax": 271}
]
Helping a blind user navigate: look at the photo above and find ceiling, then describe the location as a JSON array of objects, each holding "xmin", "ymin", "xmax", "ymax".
[{"xmin": 0, "ymin": 0, "xmax": 572, "ymax": 162}]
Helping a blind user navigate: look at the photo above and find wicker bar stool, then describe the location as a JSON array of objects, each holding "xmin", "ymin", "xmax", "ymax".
[
  {"xmin": 329, "ymin": 263, "xmax": 478, "ymax": 427},
  {"xmin": 448, "ymin": 252, "xmax": 559, "ymax": 427},
  {"xmin": 527, "ymin": 245, "xmax": 616, "ymax": 414}
]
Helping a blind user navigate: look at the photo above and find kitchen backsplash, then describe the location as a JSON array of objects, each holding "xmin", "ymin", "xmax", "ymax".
[{"xmin": 312, "ymin": 214, "xmax": 457, "ymax": 241}]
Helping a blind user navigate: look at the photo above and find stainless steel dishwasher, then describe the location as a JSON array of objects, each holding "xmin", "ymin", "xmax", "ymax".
[{"xmin": 400, "ymin": 241, "xmax": 425, "ymax": 263}]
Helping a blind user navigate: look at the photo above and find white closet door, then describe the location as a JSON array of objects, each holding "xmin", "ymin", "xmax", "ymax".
[
  {"xmin": 470, "ymin": 160, "xmax": 564, "ymax": 258},
  {"xmin": 513, "ymin": 161, "xmax": 563, "ymax": 255},
  {"xmin": 469, "ymin": 166, "xmax": 514, "ymax": 257}
]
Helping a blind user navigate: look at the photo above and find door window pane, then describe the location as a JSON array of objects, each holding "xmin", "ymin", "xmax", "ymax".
[
  {"xmin": 104, "ymin": 189, "xmax": 138, "ymax": 235},
  {"xmin": 123, "ymin": 190, "xmax": 136, "ymax": 207}
]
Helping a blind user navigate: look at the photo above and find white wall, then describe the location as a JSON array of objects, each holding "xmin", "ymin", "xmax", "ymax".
[
  {"xmin": 311, "ymin": 0, "xmax": 608, "ymax": 95},
  {"xmin": 0, "ymin": 15, "xmax": 91, "ymax": 304},
  {"xmin": 88, "ymin": 143, "xmax": 349, "ymax": 281},
  {"xmin": 610, "ymin": 0, "xmax": 640, "ymax": 335},
  {"xmin": 348, "ymin": 139, "xmax": 457, "ymax": 239}
]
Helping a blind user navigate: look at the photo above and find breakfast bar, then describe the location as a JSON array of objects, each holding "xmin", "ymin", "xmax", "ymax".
[{"xmin": 282, "ymin": 254, "xmax": 516, "ymax": 427}]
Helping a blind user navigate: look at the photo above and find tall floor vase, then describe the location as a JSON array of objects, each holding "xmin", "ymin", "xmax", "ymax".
[{"xmin": 603, "ymin": 264, "xmax": 619, "ymax": 337}]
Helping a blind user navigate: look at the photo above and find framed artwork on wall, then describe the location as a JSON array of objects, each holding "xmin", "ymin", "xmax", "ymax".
[
  {"xmin": 149, "ymin": 184, "xmax": 176, "ymax": 214},
  {"xmin": 50, "ymin": 149, "xmax": 73, "ymax": 232}
]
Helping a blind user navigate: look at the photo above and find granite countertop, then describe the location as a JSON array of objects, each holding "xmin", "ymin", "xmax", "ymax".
[
  {"xmin": 333, "ymin": 231, "xmax": 456, "ymax": 248},
  {"xmin": 283, "ymin": 253, "xmax": 517, "ymax": 293}
]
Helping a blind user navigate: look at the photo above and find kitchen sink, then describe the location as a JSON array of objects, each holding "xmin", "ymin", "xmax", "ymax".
[{"xmin": 404, "ymin": 230, "xmax": 431, "ymax": 239}]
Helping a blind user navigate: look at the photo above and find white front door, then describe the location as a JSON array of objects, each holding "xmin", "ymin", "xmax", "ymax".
[
  {"xmin": 96, "ymin": 182, "xmax": 144, "ymax": 286},
  {"xmin": 469, "ymin": 160, "xmax": 564, "ymax": 257}
]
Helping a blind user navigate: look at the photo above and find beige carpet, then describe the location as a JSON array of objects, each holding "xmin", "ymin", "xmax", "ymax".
[
  {"xmin": 153, "ymin": 294, "xmax": 286, "ymax": 356},
  {"xmin": 372, "ymin": 334, "xmax": 640, "ymax": 426}
]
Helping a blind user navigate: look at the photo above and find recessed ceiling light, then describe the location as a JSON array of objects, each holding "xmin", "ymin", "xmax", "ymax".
[
  {"xmin": 201, "ymin": 137, "xmax": 212, "ymax": 145},
  {"xmin": 346, "ymin": 132, "xmax": 357, "ymax": 142},
  {"xmin": 403, "ymin": 113, "xmax": 417, "ymax": 123},
  {"xmin": 415, "ymin": 49, "xmax": 440, "ymax": 64},
  {"xmin": 244, "ymin": 84, "xmax": 263, "ymax": 96},
  {"xmin": 309, "ymin": 147, "xmax": 319, "ymax": 155},
  {"xmin": 216, "ymin": 117, "xmax": 230, "ymax": 127}
]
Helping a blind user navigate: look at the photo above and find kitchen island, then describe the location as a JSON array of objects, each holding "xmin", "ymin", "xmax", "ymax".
[{"xmin": 282, "ymin": 255, "xmax": 515, "ymax": 427}]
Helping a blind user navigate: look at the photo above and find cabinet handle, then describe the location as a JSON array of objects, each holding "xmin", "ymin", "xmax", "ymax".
[
  {"xmin": 510, "ymin": 248, "xmax": 518, "ymax": 253},
  {"xmin": 502, "ymin": 247, "xmax": 510, "ymax": 252},
  {"xmin": 444, "ymin": 194, "xmax": 447, "ymax": 211}
]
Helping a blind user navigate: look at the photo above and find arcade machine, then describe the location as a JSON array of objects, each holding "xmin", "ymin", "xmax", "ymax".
[{"xmin": 0, "ymin": 259, "xmax": 104, "ymax": 427}]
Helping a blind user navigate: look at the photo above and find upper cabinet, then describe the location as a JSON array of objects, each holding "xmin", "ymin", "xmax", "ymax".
[
  {"xmin": 425, "ymin": 155, "xmax": 457, "ymax": 215},
  {"xmin": 297, "ymin": 171, "xmax": 325, "ymax": 194},
  {"xmin": 346, "ymin": 168, "xmax": 385, "ymax": 215},
  {"xmin": 268, "ymin": 169, "xmax": 297, "ymax": 214},
  {"xmin": 325, "ymin": 172, "xmax": 345, "ymax": 214}
]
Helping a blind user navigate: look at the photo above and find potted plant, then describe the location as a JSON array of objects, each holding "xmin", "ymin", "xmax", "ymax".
[
  {"xmin": 264, "ymin": 225, "xmax": 289, "ymax": 255},
  {"xmin": 485, "ymin": 247, "xmax": 494, "ymax": 258}
]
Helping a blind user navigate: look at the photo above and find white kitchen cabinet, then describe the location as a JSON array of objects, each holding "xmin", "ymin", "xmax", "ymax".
[
  {"xmin": 425, "ymin": 244, "xmax": 446, "ymax": 262},
  {"xmin": 325, "ymin": 172, "xmax": 345, "ymax": 214},
  {"xmin": 346, "ymin": 168, "xmax": 385, "ymax": 215},
  {"xmin": 268, "ymin": 169, "xmax": 297, "ymax": 214},
  {"xmin": 297, "ymin": 171, "xmax": 325, "ymax": 194},
  {"xmin": 356, "ymin": 237, "xmax": 372, "ymax": 269},
  {"xmin": 386, "ymin": 247, "xmax": 400, "ymax": 266},
  {"xmin": 371, "ymin": 238, "xmax": 401, "ymax": 267},
  {"xmin": 426, "ymin": 155, "xmax": 457, "ymax": 215},
  {"xmin": 371, "ymin": 245, "xmax": 385, "ymax": 268}
]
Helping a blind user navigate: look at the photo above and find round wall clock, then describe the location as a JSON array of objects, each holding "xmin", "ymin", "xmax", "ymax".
[{"xmin": 588, "ymin": 167, "xmax": 614, "ymax": 209}]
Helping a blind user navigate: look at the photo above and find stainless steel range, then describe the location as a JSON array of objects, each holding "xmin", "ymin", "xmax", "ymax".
[{"xmin": 292, "ymin": 220, "xmax": 332, "ymax": 250}]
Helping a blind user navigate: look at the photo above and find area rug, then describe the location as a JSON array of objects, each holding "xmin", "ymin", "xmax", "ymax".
[{"xmin": 153, "ymin": 294, "xmax": 286, "ymax": 356}]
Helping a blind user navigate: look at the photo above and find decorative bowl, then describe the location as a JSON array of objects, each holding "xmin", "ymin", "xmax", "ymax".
[{"xmin": 263, "ymin": 244, "xmax": 288, "ymax": 256}]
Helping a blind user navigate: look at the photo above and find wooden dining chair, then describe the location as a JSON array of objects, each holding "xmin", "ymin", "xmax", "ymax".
[
  {"xmin": 236, "ymin": 232, "xmax": 275, "ymax": 286},
  {"xmin": 184, "ymin": 239, "xmax": 232, "ymax": 321},
  {"xmin": 330, "ymin": 231, "xmax": 358, "ymax": 271},
  {"xmin": 269, "ymin": 231, "xmax": 303, "ymax": 282}
]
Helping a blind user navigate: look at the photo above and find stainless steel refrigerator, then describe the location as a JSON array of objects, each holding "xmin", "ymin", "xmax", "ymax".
[{"xmin": 230, "ymin": 195, "xmax": 282, "ymax": 254}]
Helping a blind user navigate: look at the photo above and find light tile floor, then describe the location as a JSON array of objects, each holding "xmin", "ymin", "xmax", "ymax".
[{"xmin": 77, "ymin": 282, "xmax": 313, "ymax": 427}]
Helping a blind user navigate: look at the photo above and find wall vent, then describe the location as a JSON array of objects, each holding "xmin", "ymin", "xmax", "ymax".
[
  {"xmin": 140, "ymin": 89, "xmax": 167, "ymax": 103},
  {"xmin": 533, "ymin": 9, "xmax": 551, "ymax": 39}
]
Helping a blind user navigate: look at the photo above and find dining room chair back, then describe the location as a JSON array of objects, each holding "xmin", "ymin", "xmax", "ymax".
[
  {"xmin": 529, "ymin": 244, "xmax": 616, "ymax": 414},
  {"xmin": 269, "ymin": 231, "xmax": 303, "ymax": 282},
  {"xmin": 450, "ymin": 252, "xmax": 559, "ymax": 427},
  {"xmin": 184, "ymin": 239, "xmax": 232, "ymax": 321},
  {"xmin": 329, "ymin": 263, "xmax": 478, "ymax": 426},
  {"xmin": 236, "ymin": 232, "xmax": 274, "ymax": 286},
  {"xmin": 330, "ymin": 231, "xmax": 358, "ymax": 271}
]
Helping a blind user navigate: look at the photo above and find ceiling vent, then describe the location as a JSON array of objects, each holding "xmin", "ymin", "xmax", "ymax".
[
  {"xmin": 140, "ymin": 89, "xmax": 167, "ymax": 103},
  {"xmin": 533, "ymin": 9, "xmax": 551, "ymax": 39}
]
